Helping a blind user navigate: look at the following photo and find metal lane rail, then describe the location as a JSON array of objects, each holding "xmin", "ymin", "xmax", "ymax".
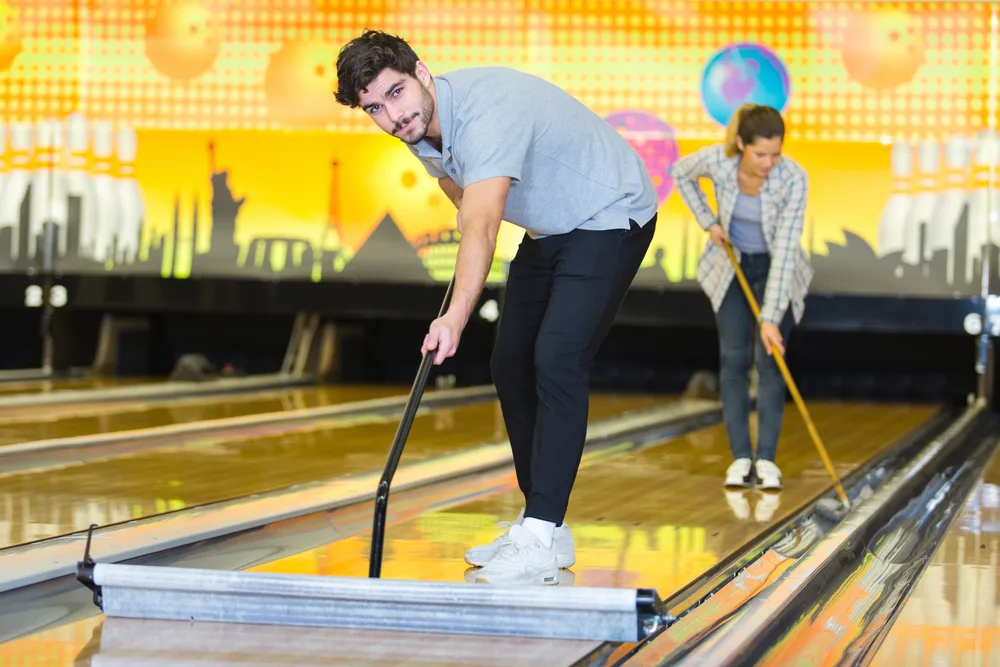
[
  {"xmin": 564, "ymin": 401, "xmax": 970, "ymax": 667},
  {"xmin": 575, "ymin": 406, "xmax": 962, "ymax": 667},
  {"xmin": 749, "ymin": 418, "xmax": 1000, "ymax": 666},
  {"xmin": 619, "ymin": 399, "xmax": 993, "ymax": 666}
]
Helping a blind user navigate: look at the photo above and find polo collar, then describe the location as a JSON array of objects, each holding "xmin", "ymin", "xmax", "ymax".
[{"xmin": 412, "ymin": 75, "xmax": 454, "ymax": 163}]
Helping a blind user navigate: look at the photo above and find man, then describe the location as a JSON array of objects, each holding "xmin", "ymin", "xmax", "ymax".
[{"xmin": 335, "ymin": 29, "xmax": 658, "ymax": 586}]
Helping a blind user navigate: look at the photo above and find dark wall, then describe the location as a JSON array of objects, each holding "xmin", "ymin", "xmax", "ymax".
[
  {"xmin": 338, "ymin": 317, "xmax": 978, "ymax": 403},
  {"xmin": 0, "ymin": 304, "xmax": 982, "ymax": 404},
  {"xmin": 0, "ymin": 309, "xmax": 43, "ymax": 370},
  {"xmin": 145, "ymin": 312, "xmax": 296, "ymax": 376}
]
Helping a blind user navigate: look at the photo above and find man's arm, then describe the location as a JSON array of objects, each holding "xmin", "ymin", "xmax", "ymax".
[
  {"xmin": 438, "ymin": 176, "xmax": 464, "ymax": 209},
  {"xmin": 446, "ymin": 176, "xmax": 508, "ymax": 326}
]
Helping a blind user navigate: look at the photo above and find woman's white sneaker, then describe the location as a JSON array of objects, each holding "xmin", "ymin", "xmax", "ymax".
[
  {"xmin": 755, "ymin": 460, "xmax": 783, "ymax": 490},
  {"xmin": 725, "ymin": 457, "xmax": 754, "ymax": 487}
]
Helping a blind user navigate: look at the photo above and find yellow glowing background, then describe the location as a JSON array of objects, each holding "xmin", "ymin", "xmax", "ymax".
[{"xmin": 0, "ymin": 0, "xmax": 995, "ymax": 286}]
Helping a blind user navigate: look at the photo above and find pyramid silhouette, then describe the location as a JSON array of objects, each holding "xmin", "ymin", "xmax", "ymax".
[{"xmin": 340, "ymin": 213, "xmax": 433, "ymax": 283}]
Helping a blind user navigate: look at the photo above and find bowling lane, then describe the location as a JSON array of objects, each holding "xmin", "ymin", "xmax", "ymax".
[
  {"xmin": 0, "ymin": 392, "xmax": 671, "ymax": 549},
  {"xmin": 245, "ymin": 401, "xmax": 935, "ymax": 591},
  {"xmin": 867, "ymin": 442, "xmax": 1000, "ymax": 667},
  {"xmin": 0, "ymin": 383, "xmax": 408, "ymax": 447},
  {"xmin": 0, "ymin": 375, "xmax": 154, "ymax": 398},
  {"xmin": 7, "ymin": 401, "xmax": 938, "ymax": 667}
]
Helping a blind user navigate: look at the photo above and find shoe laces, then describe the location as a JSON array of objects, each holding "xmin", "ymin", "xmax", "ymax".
[
  {"xmin": 756, "ymin": 460, "xmax": 781, "ymax": 477},
  {"xmin": 490, "ymin": 526, "xmax": 539, "ymax": 562},
  {"xmin": 727, "ymin": 458, "xmax": 752, "ymax": 474}
]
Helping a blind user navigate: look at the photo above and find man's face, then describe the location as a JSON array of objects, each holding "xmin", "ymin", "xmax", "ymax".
[{"xmin": 358, "ymin": 64, "xmax": 436, "ymax": 145}]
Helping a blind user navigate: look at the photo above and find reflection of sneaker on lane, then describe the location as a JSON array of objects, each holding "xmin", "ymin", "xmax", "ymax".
[
  {"xmin": 466, "ymin": 566, "xmax": 576, "ymax": 586},
  {"xmin": 725, "ymin": 457, "xmax": 754, "ymax": 488},
  {"xmin": 724, "ymin": 490, "xmax": 751, "ymax": 521},
  {"xmin": 473, "ymin": 525, "xmax": 560, "ymax": 586},
  {"xmin": 465, "ymin": 508, "xmax": 576, "ymax": 568},
  {"xmin": 755, "ymin": 460, "xmax": 783, "ymax": 490},
  {"xmin": 755, "ymin": 491, "xmax": 781, "ymax": 522}
]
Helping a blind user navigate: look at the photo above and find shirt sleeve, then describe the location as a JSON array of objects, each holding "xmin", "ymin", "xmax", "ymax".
[
  {"xmin": 761, "ymin": 168, "xmax": 808, "ymax": 325},
  {"xmin": 453, "ymin": 108, "xmax": 534, "ymax": 187},
  {"xmin": 669, "ymin": 145, "xmax": 721, "ymax": 231}
]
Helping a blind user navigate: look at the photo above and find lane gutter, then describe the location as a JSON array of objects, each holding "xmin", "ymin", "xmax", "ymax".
[
  {"xmin": 617, "ymin": 399, "xmax": 992, "ymax": 666},
  {"xmin": 567, "ymin": 402, "xmax": 970, "ymax": 667},
  {"xmin": 729, "ymin": 409, "xmax": 1000, "ymax": 665}
]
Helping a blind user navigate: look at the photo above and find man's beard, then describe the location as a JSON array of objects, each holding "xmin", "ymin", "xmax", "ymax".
[{"xmin": 394, "ymin": 88, "xmax": 435, "ymax": 145}]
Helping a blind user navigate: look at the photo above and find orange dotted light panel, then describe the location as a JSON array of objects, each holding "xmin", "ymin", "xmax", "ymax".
[{"xmin": 0, "ymin": 0, "xmax": 995, "ymax": 140}]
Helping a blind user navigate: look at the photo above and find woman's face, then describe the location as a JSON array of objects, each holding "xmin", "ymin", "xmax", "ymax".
[{"xmin": 737, "ymin": 136, "xmax": 783, "ymax": 178}]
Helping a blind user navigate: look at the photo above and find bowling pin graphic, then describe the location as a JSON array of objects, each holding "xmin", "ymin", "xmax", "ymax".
[
  {"xmin": 877, "ymin": 140, "xmax": 914, "ymax": 257},
  {"xmin": 0, "ymin": 122, "xmax": 34, "ymax": 260},
  {"xmin": 966, "ymin": 130, "xmax": 1000, "ymax": 284},
  {"xmin": 28, "ymin": 119, "xmax": 70, "ymax": 258},
  {"xmin": 65, "ymin": 112, "xmax": 99, "ymax": 259},
  {"xmin": 901, "ymin": 138, "xmax": 941, "ymax": 268},
  {"xmin": 114, "ymin": 124, "xmax": 144, "ymax": 264},
  {"xmin": 90, "ymin": 121, "xmax": 120, "ymax": 263},
  {"xmin": 927, "ymin": 135, "xmax": 971, "ymax": 285}
]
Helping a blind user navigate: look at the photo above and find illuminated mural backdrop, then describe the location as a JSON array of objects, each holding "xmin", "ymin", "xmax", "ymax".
[{"xmin": 0, "ymin": 0, "xmax": 997, "ymax": 299}]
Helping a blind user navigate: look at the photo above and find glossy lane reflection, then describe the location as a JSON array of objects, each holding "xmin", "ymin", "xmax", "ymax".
[
  {"xmin": 0, "ymin": 392, "xmax": 671, "ymax": 548},
  {"xmin": 868, "ymin": 445, "xmax": 1000, "ymax": 667},
  {"xmin": 0, "ymin": 376, "xmax": 155, "ymax": 398},
  {"xmin": 0, "ymin": 383, "xmax": 406, "ymax": 447},
  {"xmin": 18, "ymin": 402, "xmax": 934, "ymax": 667},
  {"xmin": 248, "ymin": 402, "xmax": 936, "ymax": 598}
]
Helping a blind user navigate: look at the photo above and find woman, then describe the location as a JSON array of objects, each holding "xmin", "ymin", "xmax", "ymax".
[{"xmin": 670, "ymin": 103, "xmax": 813, "ymax": 491}]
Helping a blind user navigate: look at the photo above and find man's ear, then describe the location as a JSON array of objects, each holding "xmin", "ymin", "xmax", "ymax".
[{"xmin": 415, "ymin": 61, "xmax": 432, "ymax": 85}]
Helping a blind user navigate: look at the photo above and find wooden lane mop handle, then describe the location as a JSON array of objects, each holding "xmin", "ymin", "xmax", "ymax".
[{"xmin": 722, "ymin": 241, "xmax": 850, "ymax": 507}]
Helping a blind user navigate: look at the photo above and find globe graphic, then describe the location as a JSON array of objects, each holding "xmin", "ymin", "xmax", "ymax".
[
  {"xmin": 604, "ymin": 110, "xmax": 680, "ymax": 206},
  {"xmin": 701, "ymin": 43, "xmax": 790, "ymax": 127}
]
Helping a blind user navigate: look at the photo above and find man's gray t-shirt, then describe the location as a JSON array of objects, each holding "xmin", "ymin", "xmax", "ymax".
[{"xmin": 407, "ymin": 67, "xmax": 659, "ymax": 239}]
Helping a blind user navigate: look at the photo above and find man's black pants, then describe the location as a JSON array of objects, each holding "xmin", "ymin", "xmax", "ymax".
[{"xmin": 489, "ymin": 214, "xmax": 657, "ymax": 525}]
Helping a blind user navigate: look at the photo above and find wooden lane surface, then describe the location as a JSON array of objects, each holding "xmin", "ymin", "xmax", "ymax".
[
  {"xmin": 0, "ymin": 383, "xmax": 407, "ymax": 447},
  {"xmin": 0, "ymin": 376, "xmax": 154, "ymax": 398},
  {"xmin": 0, "ymin": 392, "xmax": 672, "ymax": 550},
  {"xmin": 0, "ymin": 401, "xmax": 937, "ymax": 666},
  {"xmin": 866, "ymin": 443, "xmax": 1000, "ymax": 667},
  {"xmin": 248, "ymin": 402, "xmax": 936, "ymax": 594}
]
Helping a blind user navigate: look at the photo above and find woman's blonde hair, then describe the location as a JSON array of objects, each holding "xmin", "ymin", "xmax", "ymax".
[{"xmin": 723, "ymin": 103, "xmax": 785, "ymax": 157}]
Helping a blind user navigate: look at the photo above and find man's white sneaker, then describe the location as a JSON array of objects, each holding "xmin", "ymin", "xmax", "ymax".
[
  {"xmin": 473, "ymin": 524, "xmax": 559, "ymax": 586},
  {"xmin": 464, "ymin": 509, "xmax": 524, "ymax": 568},
  {"xmin": 465, "ymin": 511, "xmax": 576, "ymax": 569},
  {"xmin": 552, "ymin": 523, "xmax": 576, "ymax": 568},
  {"xmin": 725, "ymin": 457, "xmax": 754, "ymax": 488},
  {"xmin": 755, "ymin": 460, "xmax": 783, "ymax": 490}
]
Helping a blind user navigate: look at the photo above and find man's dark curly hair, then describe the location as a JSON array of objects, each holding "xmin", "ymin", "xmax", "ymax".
[{"xmin": 335, "ymin": 30, "xmax": 421, "ymax": 108}]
